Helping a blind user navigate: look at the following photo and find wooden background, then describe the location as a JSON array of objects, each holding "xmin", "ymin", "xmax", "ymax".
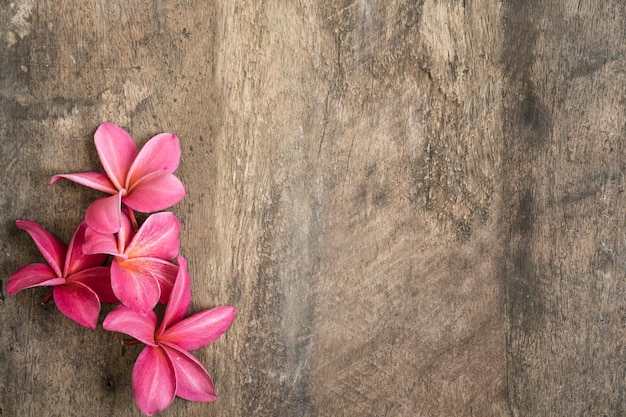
[{"xmin": 1, "ymin": 1, "xmax": 625, "ymax": 416}]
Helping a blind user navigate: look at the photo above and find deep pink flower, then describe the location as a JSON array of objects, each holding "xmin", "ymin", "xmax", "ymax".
[
  {"xmin": 84, "ymin": 211, "xmax": 180, "ymax": 315},
  {"xmin": 50, "ymin": 122, "xmax": 186, "ymax": 234},
  {"xmin": 7, "ymin": 221, "xmax": 116, "ymax": 329},
  {"xmin": 103, "ymin": 256, "xmax": 236, "ymax": 416}
]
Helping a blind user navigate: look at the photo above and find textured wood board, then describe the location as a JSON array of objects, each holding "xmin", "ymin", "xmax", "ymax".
[
  {"xmin": 502, "ymin": 1, "xmax": 626, "ymax": 415},
  {"xmin": 0, "ymin": 1, "xmax": 624, "ymax": 416}
]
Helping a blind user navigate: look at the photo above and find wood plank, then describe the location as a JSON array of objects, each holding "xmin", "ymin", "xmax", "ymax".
[
  {"xmin": 1, "ymin": 1, "xmax": 624, "ymax": 416},
  {"xmin": 502, "ymin": 1, "xmax": 626, "ymax": 415}
]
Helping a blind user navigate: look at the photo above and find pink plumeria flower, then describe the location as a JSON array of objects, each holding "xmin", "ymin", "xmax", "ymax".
[
  {"xmin": 50, "ymin": 122, "xmax": 186, "ymax": 234},
  {"xmin": 103, "ymin": 256, "xmax": 236, "ymax": 416},
  {"xmin": 83, "ymin": 211, "xmax": 180, "ymax": 315},
  {"xmin": 7, "ymin": 221, "xmax": 116, "ymax": 329}
]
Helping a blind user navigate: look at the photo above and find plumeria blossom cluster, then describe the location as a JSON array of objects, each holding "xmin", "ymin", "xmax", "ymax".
[{"xmin": 8, "ymin": 122, "xmax": 235, "ymax": 416}]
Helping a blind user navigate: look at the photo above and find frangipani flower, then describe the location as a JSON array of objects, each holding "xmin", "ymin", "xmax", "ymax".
[
  {"xmin": 7, "ymin": 220, "xmax": 115, "ymax": 329},
  {"xmin": 84, "ymin": 211, "xmax": 180, "ymax": 315},
  {"xmin": 103, "ymin": 256, "xmax": 236, "ymax": 416},
  {"xmin": 50, "ymin": 122, "xmax": 186, "ymax": 234}
]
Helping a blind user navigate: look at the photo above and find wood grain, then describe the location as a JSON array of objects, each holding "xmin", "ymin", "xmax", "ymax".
[
  {"xmin": 0, "ymin": 1, "xmax": 623, "ymax": 416},
  {"xmin": 502, "ymin": 1, "xmax": 626, "ymax": 415}
]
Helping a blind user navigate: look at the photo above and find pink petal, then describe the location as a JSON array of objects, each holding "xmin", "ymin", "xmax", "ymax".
[
  {"xmin": 103, "ymin": 305, "xmax": 157, "ymax": 346},
  {"xmin": 64, "ymin": 222, "xmax": 107, "ymax": 276},
  {"xmin": 126, "ymin": 132, "xmax": 181, "ymax": 187},
  {"xmin": 110, "ymin": 259, "xmax": 162, "ymax": 315},
  {"xmin": 161, "ymin": 343, "xmax": 216, "ymax": 402},
  {"xmin": 16, "ymin": 220, "xmax": 66, "ymax": 277},
  {"xmin": 123, "ymin": 172, "xmax": 186, "ymax": 213},
  {"xmin": 157, "ymin": 256, "xmax": 191, "ymax": 336},
  {"xmin": 85, "ymin": 193, "xmax": 123, "ymax": 234},
  {"xmin": 7, "ymin": 264, "xmax": 64, "ymax": 295},
  {"xmin": 84, "ymin": 226, "xmax": 120, "ymax": 256},
  {"xmin": 125, "ymin": 212, "xmax": 180, "ymax": 260},
  {"xmin": 94, "ymin": 122, "xmax": 139, "ymax": 190},
  {"xmin": 152, "ymin": 259, "xmax": 179, "ymax": 304},
  {"xmin": 117, "ymin": 211, "xmax": 135, "ymax": 253},
  {"xmin": 160, "ymin": 306, "xmax": 236, "ymax": 351},
  {"xmin": 49, "ymin": 172, "xmax": 117, "ymax": 194},
  {"xmin": 132, "ymin": 346, "xmax": 176, "ymax": 416},
  {"xmin": 53, "ymin": 282, "xmax": 101, "ymax": 329},
  {"xmin": 69, "ymin": 266, "xmax": 117, "ymax": 304},
  {"xmin": 122, "ymin": 258, "xmax": 179, "ymax": 304}
]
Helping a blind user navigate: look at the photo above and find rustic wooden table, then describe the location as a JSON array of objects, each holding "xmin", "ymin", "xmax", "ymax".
[{"xmin": 1, "ymin": 1, "xmax": 624, "ymax": 416}]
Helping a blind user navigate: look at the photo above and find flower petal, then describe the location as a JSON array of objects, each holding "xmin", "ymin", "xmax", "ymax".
[
  {"xmin": 157, "ymin": 256, "xmax": 191, "ymax": 336},
  {"xmin": 69, "ymin": 266, "xmax": 117, "ymax": 304},
  {"xmin": 161, "ymin": 306, "xmax": 236, "ymax": 351},
  {"xmin": 103, "ymin": 305, "xmax": 157, "ymax": 346},
  {"xmin": 84, "ymin": 226, "xmax": 120, "ymax": 256},
  {"xmin": 85, "ymin": 193, "xmax": 123, "ymax": 234},
  {"xmin": 118, "ymin": 211, "xmax": 135, "ymax": 253},
  {"xmin": 151, "ymin": 259, "xmax": 179, "ymax": 304},
  {"xmin": 49, "ymin": 172, "xmax": 117, "ymax": 194},
  {"xmin": 123, "ymin": 172, "xmax": 186, "ymax": 213},
  {"xmin": 161, "ymin": 343, "xmax": 216, "ymax": 402},
  {"xmin": 110, "ymin": 259, "xmax": 162, "ymax": 315},
  {"xmin": 16, "ymin": 220, "xmax": 66, "ymax": 277},
  {"xmin": 94, "ymin": 122, "xmax": 139, "ymax": 190},
  {"xmin": 53, "ymin": 282, "xmax": 101, "ymax": 329},
  {"xmin": 7, "ymin": 264, "xmax": 64, "ymax": 295},
  {"xmin": 126, "ymin": 258, "xmax": 179, "ymax": 305},
  {"xmin": 126, "ymin": 132, "xmax": 181, "ymax": 187},
  {"xmin": 64, "ymin": 222, "xmax": 107, "ymax": 276},
  {"xmin": 132, "ymin": 346, "xmax": 176, "ymax": 416},
  {"xmin": 125, "ymin": 212, "xmax": 180, "ymax": 260}
]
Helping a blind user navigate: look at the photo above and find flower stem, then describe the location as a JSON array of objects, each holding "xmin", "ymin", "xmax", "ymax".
[
  {"xmin": 41, "ymin": 291, "xmax": 53, "ymax": 304},
  {"xmin": 126, "ymin": 206, "xmax": 139, "ymax": 232},
  {"xmin": 122, "ymin": 338, "xmax": 141, "ymax": 346}
]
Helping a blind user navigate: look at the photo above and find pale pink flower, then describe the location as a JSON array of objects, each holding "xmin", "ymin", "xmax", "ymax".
[
  {"xmin": 50, "ymin": 122, "xmax": 186, "ymax": 234},
  {"xmin": 7, "ymin": 221, "xmax": 115, "ymax": 329},
  {"xmin": 83, "ymin": 211, "xmax": 180, "ymax": 315},
  {"xmin": 103, "ymin": 256, "xmax": 236, "ymax": 416}
]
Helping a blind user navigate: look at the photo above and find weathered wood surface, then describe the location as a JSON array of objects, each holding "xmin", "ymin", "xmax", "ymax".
[
  {"xmin": 502, "ymin": 2, "xmax": 626, "ymax": 415},
  {"xmin": 0, "ymin": 1, "xmax": 624, "ymax": 416}
]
